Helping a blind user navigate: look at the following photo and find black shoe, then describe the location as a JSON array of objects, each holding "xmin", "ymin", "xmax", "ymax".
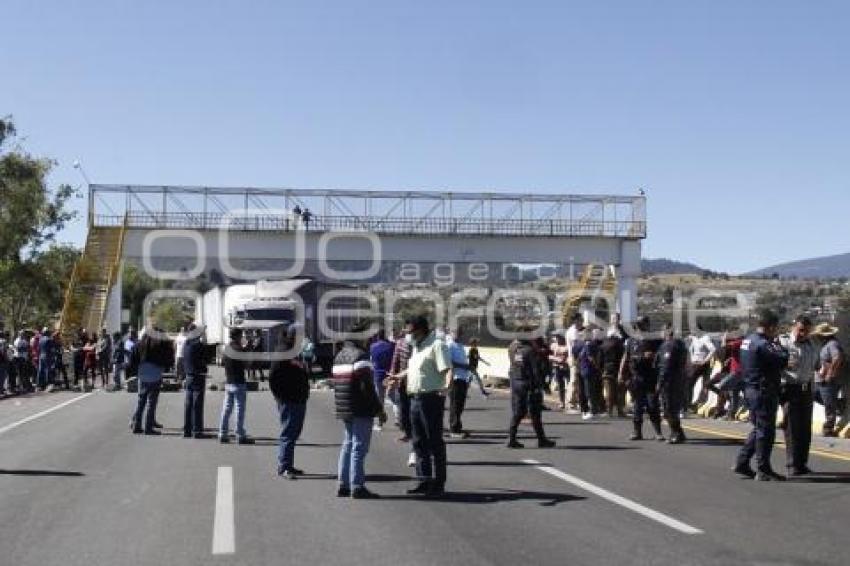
[
  {"xmin": 667, "ymin": 434, "xmax": 686, "ymax": 445},
  {"xmin": 280, "ymin": 470, "xmax": 298, "ymax": 480},
  {"xmin": 153, "ymin": 422, "xmax": 163, "ymax": 429},
  {"xmin": 337, "ymin": 486, "xmax": 351, "ymax": 498},
  {"xmin": 788, "ymin": 465, "xmax": 813, "ymax": 476},
  {"xmin": 506, "ymin": 440, "xmax": 525, "ymax": 449},
  {"xmin": 237, "ymin": 437, "xmax": 255, "ymax": 445},
  {"xmin": 537, "ymin": 438, "xmax": 556, "ymax": 448},
  {"xmin": 425, "ymin": 484, "xmax": 445, "ymax": 498},
  {"xmin": 406, "ymin": 482, "xmax": 431, "ymax": 495},
  {"xmin": 194, "ymin": 433, "xmax": 210, "ymax": 439},
  {"xmin": 288, "ymin": 467, "xmax": 304, "ymax": 476},
  {"xmin": 219, "ymin": 436, "xmax": 230, "ymax": 443},
  {"xmin": 351, "ymin": 487, "xmax": 380, "ymax": 499},
  {"xmin": 183, "ymin": 432, "xmax": 193, "ymax": 438},
  {"xmin": 756, "ymin": 469, "xmax": 786, "ymax": 482},
  {"xmin": 143, "ymin": 430, "xmax": 161, "ymax": 436},
  {"xmin": 629, "ymin": 432, "xmax": 643, "ymax": 441},
  {"xmin": 732, "ymin": 464, "xmax": 757, "ymax": 479},
  {"xmin": 132, "ymin": 428, "xmax": 143, "ymax": 435},
  {"xmin": 655, "ymin": 435, "xmax": 666, "ymax": 442}
]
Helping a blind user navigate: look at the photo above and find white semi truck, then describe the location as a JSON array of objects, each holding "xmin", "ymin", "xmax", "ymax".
[{"xmin": 202, "ymin": 278, "xmax": 358, "ymax": 372}]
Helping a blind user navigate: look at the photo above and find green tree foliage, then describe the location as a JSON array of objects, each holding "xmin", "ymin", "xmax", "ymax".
[{"xmin": 0, "ymin": 117, "xmax": 80, "ymax": 330}]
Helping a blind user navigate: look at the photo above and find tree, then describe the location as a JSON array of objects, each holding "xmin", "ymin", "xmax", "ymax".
[
  {"xmin": 0, "ymin": 116, "xmax": 80, "ymax": 331},
  {"xmin": 0, "ymin": 116, "xmax": 78, "ymax": 262}
]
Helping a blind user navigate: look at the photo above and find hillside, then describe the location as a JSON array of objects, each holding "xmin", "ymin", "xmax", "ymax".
[
  {"xmin": 641, "ymin": 258, "xmax": 710, "ymax": 276},
  {"xmin": 748, "ymin": 252, "xmax": 850, "ymax": 280}
]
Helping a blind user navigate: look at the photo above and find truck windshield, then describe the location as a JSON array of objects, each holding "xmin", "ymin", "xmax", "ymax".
[{"xmin": 240, "ymin": 308, "xmax": 295, "ymax": 322}]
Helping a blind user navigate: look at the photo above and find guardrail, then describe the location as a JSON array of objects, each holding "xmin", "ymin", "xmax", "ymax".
[{"xmin": 93, "ymin": 213, "xmax": 647, "ymax": 239}]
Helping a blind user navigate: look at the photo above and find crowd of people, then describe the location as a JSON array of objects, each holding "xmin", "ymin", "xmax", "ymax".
[
  {"xmin": 0, "ymin": 327, "xmax": 138, "ymax": 396},
  {"xmin": 2, "ymin": 306, "xmax": 846, "ymax": 496}
]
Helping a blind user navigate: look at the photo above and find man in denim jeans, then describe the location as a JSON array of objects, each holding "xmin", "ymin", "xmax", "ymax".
[
  {"xmin": 332, "ymin": 322, "xmax": 385, "ymax": 499},
  {"xmin": 269, "ymin": 328, "xmax": 309, "ymax": 479},
  {"xmin": 219, "ymin": 328, "xmax": 254, "ymax": 444},
  {"xmin": 813, "ymin": 323, "xmax": 845, "ymax": 437}
]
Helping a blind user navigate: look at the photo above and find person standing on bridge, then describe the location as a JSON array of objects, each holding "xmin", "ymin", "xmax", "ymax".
[
  {"xmin": 183, "ymin": 324, "xmax": 209, "ymax": 439},
  {"xmin": 619, "ymin": 316, "xmax": 664, "ymax": 441},
  {"xmin": 733, "ymin": 310, "xmax": 789, "ymax": 481},
  {"xmin": 333, "ymin": 321, "xmax": 385, "ymax": 499},
  {"xmin": 778, "ymin": 316, "xmax": 816, "ymax": 476},
  {"xmin": 655, "ymin": 325, "xmax": 688, "ymax": 444}
]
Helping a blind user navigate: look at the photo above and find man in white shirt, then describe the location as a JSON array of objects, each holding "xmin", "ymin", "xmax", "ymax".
[
  {"xmin": 687, "ymin": 327, "xmax": 717, "ymax": 410},
  {"xmin": 564, "ymin": 313, "xmax": 584, "ymax": 414}
]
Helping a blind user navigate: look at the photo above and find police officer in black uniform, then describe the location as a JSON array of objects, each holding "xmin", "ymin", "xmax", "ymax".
[
  {"xmin": 619, "ymin": 316, "xmax": 664, "ymax": 441},
  {"xmin": 733, "ymin": 309, "xmax": 789, "ymax": 481},
  {"xmin": 656, "ymin": 325, "xmax": 688, "ymax": 444},
  {"xmin": 507, "ymin": 334, "xmax": 556, "ymax": 449}
]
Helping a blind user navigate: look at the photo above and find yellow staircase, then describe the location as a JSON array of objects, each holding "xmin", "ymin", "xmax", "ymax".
[
  {"xmin": 59, "ymin": 221, "xmax": 127, "ymax": 340},
  {"xmin": 562, "ymin": 264, "xmax": 618, "ymax": 325}
]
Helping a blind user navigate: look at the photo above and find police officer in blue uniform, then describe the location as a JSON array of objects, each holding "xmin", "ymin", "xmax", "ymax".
[
  {"xmin": 506, "ymin": 335, "xmax": 556, "ymax": 449},
  {"xmin": 733, "ymin": 310, "xmax": 789, "ymax": 481},
  {"xmin": 619, "ymin": 316, "xmax": 665, "ymax": 441},
  {"xmin": 656, "ymin": 325, "xmax": 688, "ymax": 444}
]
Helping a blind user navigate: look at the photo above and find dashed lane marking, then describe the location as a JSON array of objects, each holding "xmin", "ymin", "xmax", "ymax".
[{"xmin": 212, "ymin": 466, "xmax": 236, "ymax": 555}]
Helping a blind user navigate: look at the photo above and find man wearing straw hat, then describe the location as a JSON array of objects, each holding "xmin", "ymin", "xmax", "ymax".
[{"xmin": 812, "ymin": 322, "xmax": 845, "ymax": 437}]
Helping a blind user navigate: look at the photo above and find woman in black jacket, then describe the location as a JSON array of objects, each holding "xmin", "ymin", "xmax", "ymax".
[{"xmin": 269, "ymin": 331, "xmax": 310, "ymax": 480}]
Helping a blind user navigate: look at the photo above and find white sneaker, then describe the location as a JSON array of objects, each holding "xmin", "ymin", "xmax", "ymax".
[
  {"xmin": 582, "ymin": 413, "xmax": 593, "ymax": 421},
  {"xmin": 373, "ymin": 424, "xmax": 383, "ymax": 432},
  {"xmin": 407, "ymin": 452, "xmax": 417, "ymax": 467}
]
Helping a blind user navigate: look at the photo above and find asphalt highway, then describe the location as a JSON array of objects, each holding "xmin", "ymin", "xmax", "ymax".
[{"xmin": 1, "ymin": 386, "xmax": 848, "ymax": 566}]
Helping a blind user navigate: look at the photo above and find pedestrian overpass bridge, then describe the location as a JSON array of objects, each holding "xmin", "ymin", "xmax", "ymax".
[{"xmin": 59, "ymin": 185, "xmax": 646, "ymax": 336}]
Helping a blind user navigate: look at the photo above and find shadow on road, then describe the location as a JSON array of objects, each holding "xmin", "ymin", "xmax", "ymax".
[
  {"xmin": 553, "ymin": 445, "xmax": 638, "ymax": 451},
  {"xmin": 682, "ymin": 438, "xmax": 743, "ymax": 447},
  {"xmin": 0, "ymin": 469, "xmax": 84, "ymax": 477},
  {"xmin": 791, "ymin": 472, "xmax": 850, "ymax": 484},
  {"xmin": 289, "ymin": 473, "xmax": 413, "ymax": 483},
  {"xmin": 379, "ymin": 489, "xmax": 586, "ymax": 506},
  {"xmin": 448, "ymin": 460, "xmax": 546, "ymax": 467}
]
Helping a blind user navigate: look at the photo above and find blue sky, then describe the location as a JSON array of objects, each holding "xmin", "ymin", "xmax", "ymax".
[{"xmin": 2, "ymin": 0, "xmax": 848, "ymax": 274}]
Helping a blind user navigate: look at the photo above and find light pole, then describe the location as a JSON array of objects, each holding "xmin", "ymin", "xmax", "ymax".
[{"xmin": 73, "ymin": 160, "xmax": 94, "ymax": 225}]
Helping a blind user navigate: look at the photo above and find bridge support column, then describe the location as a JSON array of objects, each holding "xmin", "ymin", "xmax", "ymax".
[
  {"xmin": 105, "ymin": 263, "xmax": 123, "ymax": 334},
  {"xmin": 617, "ymin": 240, "xmax": 642, "ymax": 323}
]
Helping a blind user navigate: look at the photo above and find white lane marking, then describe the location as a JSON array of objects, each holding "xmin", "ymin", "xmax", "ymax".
[
  {"xmin": 212, "ymin": 466, "xmax": 236, "ymax": 555},
  {"xmin": 0, "ymin": 392, "xmax": 96, "ymax": 436},
  {"xmin": 523, "ymin": 459, "xmax": 703, "ymax": 535}
]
